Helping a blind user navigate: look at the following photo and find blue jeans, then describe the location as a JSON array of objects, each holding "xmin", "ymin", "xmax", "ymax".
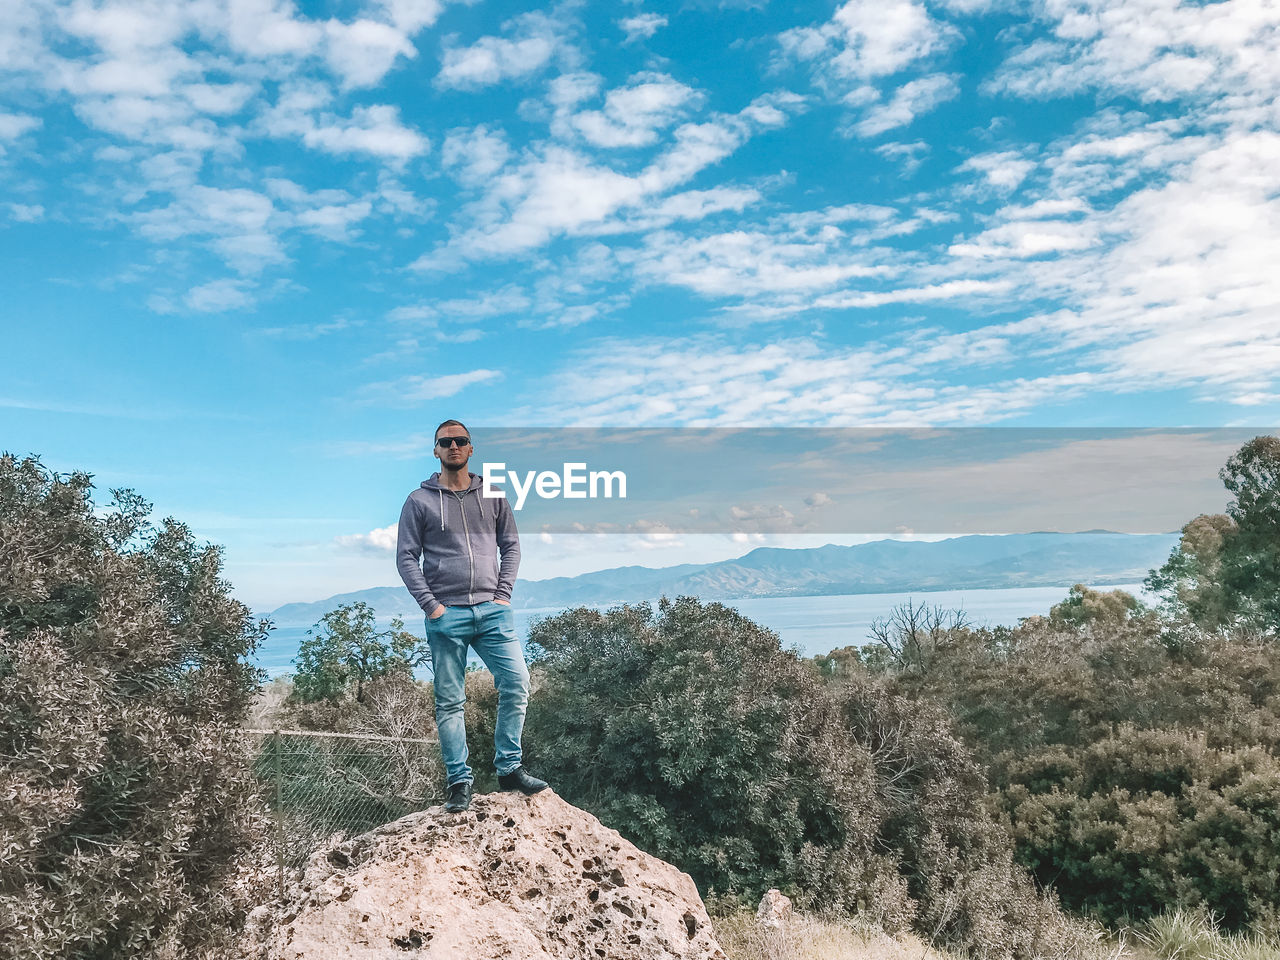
[{"xmin": 426, "ymin": 601, "xmax": 529, "ymax": 787}]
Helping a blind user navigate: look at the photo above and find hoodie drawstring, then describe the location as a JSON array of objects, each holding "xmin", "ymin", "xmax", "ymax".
[{"xmin": 435, "ymin": 478, "xmax": 481, "ymax": 529}]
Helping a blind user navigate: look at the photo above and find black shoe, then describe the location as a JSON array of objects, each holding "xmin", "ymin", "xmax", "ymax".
[
  {"xmin": 497, "ymin": 766, "xmax": 549, "ymax": 795},
  {"xmin": 444, "ymin": 781, "xmax": 472, "ymax": 812}
]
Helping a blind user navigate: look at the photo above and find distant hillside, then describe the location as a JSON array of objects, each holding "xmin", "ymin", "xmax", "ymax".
[{"xmin": 265, "ymin": 532, "xmax": 1178, "ymax": 625}]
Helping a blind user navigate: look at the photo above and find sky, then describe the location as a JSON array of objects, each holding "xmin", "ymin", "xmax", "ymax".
[{"xmin": 2, "ymin": 0, "xmax": 1278, "ymax": 613}]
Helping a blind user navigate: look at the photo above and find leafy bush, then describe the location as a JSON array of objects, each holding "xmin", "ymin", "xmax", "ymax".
[
  {"xmin": 0, "ymin": 455, "xmax": 269, "ymax": 960},
  {"xmin": 1001, "ymin": 726, "xmax": 1280, "ymax": 929},
  {"xmin": 524, "ymin": 596, "xmax": 1089, "ymax": 959},
  {"xmin": 291, "ymin": 601, "xmax": 426, "ymax": 704},
  {"xmin": 866, "ymin": 590, "xmax": 1280, "ymax": 933}
]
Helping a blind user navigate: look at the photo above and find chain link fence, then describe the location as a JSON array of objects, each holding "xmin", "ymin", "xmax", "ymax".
[{"xmin": 242, "ymin": 728, "xmax": 443, "ymax": 897}]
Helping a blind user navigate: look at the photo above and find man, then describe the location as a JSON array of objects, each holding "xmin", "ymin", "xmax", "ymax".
[{"xmin": 396, "ymin": 419, "xmax": 548, "ymax": 813}]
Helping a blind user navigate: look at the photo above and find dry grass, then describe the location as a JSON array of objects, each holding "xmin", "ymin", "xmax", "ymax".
[
  {"xmin": 1133, "ymin": 908, "xmax": 1280, "ymax": 960},
  {"xmin": 710, "ymin": 907, "xmax": 1150, "ymax": 960},
  {"xmin": 712, "ymin": 909, "xmax": 960, "ymax": 960}
]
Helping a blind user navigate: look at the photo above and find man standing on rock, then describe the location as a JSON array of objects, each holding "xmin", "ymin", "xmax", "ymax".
[{"xmin": 396, "ymin": 419, "xmax": 548, "ymax": 813}]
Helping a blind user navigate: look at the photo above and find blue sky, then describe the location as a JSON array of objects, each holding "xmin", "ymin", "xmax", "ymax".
[{"xmin": 2, "ymin": 0, "xmax": 1278, "ymax": 612}]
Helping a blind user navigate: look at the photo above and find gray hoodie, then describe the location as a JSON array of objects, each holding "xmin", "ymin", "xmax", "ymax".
[{"xmin": 396, "ymin": 471, "xmax": 520, "ymax": 616}]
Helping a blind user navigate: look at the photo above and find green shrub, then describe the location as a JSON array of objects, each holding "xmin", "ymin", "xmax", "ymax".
[
  {"xmin": 871, "ymin": 594, "xmax": 1280, "ymax": 934},
  {"xmin": 524, "ymin": 596, "xmax": 1087, "ymax": 960},
  {"xmin": 291, "ymin": 601, "xmax": 426, "ymax": 705},
  {"xmin": 1001, "ymin": 726, "xmax": 1280, "ymax": 929},
  {"xmin": 0, "ymin": 455, "xmax": 269, "ymax": 960}
]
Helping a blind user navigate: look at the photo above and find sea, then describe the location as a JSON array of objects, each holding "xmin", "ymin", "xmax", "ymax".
[{"xmin": 254, "ymin": 583, "xmax": 1148, "ymax": 678}]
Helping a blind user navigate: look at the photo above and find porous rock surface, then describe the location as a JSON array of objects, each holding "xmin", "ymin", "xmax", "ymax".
[{"xmin": 264, "ymin": 789, "xmax": 726, "ymax": 959}]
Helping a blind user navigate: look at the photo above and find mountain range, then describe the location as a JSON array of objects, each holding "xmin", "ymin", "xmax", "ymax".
[{"xmin": 265, "ymin": 532, "xmax": 1178, "ymax": 625}]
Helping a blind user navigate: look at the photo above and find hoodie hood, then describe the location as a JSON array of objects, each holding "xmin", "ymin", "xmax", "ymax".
[{"xmin": 421, "ymin": 471, "xmax": 483, "ymax": 492}]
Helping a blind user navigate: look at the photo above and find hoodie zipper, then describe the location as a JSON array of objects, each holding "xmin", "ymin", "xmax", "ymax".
[{"xmin": 458, "ymin": 488, "xmax": 475, "ymax": 603}]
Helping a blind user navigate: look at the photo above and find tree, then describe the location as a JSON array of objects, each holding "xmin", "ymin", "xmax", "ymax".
[
  {"xmin": 1146, "ymin": 435, "xmax": 1280, "ymax": 636},
  {"xmin": 291, "ymin": 601, "xmax": 427, "ymax": 704},
  {"xmin": 1146, "ymin": 513, "xmax": 1239, "ymax": 634},
  {"xmin": 875, "ymin": 587, "xmax": 1280, "ymax": 934},
  {"xmin": 866, "ymin": 599, "xmax": 971, "ymax": 676},
  {"xmin": 1219, "ymin": 436, "xmax": 1280, "ymax": 633},
  {"xmin": 1048, "ymin": 584, "xmax": 1147, "ymax": 631},
  {"xmin": 523, "ymin": 597, "xmax": 1105, "ymax": 960},
  {"xmin": 0, "ymin": 454, "xmax": 269, "ymax": 959}
]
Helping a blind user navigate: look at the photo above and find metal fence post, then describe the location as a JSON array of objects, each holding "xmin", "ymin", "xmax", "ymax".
[{"xmin": 273, "ymin": 729, "xmax": 285, "ymax": 903}]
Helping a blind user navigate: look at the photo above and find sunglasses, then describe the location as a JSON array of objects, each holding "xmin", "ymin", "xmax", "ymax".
[{"xmin": 436, "ymin": 436, "xmax": 471, "ymax": 448}]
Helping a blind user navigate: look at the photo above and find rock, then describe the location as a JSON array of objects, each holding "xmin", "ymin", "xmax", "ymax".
[
  {"xmin": 755, "ymin": 889, "xmax": 792, "ymax": 929},
  {"xmin": 263, "ymin": 789, "xmax": 726, "ymax": 959}
]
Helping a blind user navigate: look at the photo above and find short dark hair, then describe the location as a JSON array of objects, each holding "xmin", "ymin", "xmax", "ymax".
[{"xmin": 434, "ymin": 419, "xmax": 470, "ymax": 441}]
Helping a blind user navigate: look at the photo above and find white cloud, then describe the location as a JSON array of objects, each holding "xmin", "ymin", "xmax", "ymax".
[
  {"xmin": 598, "ymin": 186, "xmax": 761, "ymax": 233},
  {"xmin": 988, "ymin": 0, "xmax": 1280, "ymax": 108},
  {"xmin": 255, "ymin": 316, "xmax": 356, "ymax": 339},
  {"xmin": 914, "ymin": 122, "xmax": 1280, "ymax": 401},
  {"xmin": 630, "ymin": 229, "xmax": 886, "ymax": 298},
  {"xmin": 547, "ymin": 71, "xmax": 602, "ymax": 111},
  {"xmin": 428, "ymin": 91, "xmax": 802, "ymax": 262},
  {"xmin": 618, "ymin": 13, "xmax": 667, "ymax": 44},
  {"xmin": 0, "ymin": 113, "xmax": 41, "ymax": 155},
  {"xmin": 516, "ymin": 334, "xmax": 1090, "ymax": 427},
  {"xmin": 182, "ymin": 81, "xmax": 256, "ymax": 114},
  {"xmin": 60, "ymin": 0, "xmax": 193, "ymax": 54},
  {"xmin": 441, "ymin": 125, "xmax": 511, "ymax": 184},
  {"xmin": 638, "ymin": 91, "xmax": 803, "ymax": 193},
  {"xmin": 855, "ymin": 72, "xmax": 959, "ymax": 136},
  {"xmin": 813, "ymin": 278, "xmax": 1013, "ymax": 308},
  {"xmin": 358, "ymin": 369, "xmax": 504, "ymax": 405},
  {"xmin": 875, "ymin": 139, "xmax": 929, "ymax": 174},
  {"xmin": 9, "ymin": 0, "xmax": 438, "ymax": 156},
  {"xmin": 328, "ymin": 432, "xmax": 439, "ymax": 458},
  {"xmin": 296, "ymin": 199, "xmax": 373, "ymax": 241},
  {"xmin": 301, "ymin": 104, "xmax": 428, "ymax": 161},
  {"xmin": 262, "ymin": 91, "xmax": 429, "ymax": 162},
  {"xmin": 0, "ymin": 113, "xmax": 42, "ymax": 139},
  {"xmin": 134, "ymin": 184, "xmax": 287, "ymax": 273},
  {"xmin": 389, "ymin": 288, "xmax": 532, "ymax": 322},
  {"xmin": 1035, "ymin": 128, "xmax": 1280, "ymax": 388},
  {"xmin": 780, "ymin": 0, "xmax": 957, "ymax": 88},
  {"xmin": 324, "ymin": 18, "xmax": 417, "ymax": 89},
  {"xmin": 458, "ymin": 146, "xmax": 646, "ymax": 256},
  {"xmin": 949, "ymin": 220, "xmax": 1096, "ymax": 259},
  {"xmin": 519, "ymin": 112, "xmax": 1280, "ymax": 425},
  {"xmin": 184, "ymin": 278, "xmax": 254, "ymax": 312},
  {"xmin": 959, "ymin": 149, "xmax": 1037, "ymax": 190},
  {"xmin": 335, "ymin": 522, "xmax": 398, "ymax": 553},
  {"xmin": 1229, "ymin": 392, "xmax": 1280, "ymax": 407},
  {"xmin": 379, "ymin": 0, "xmax": 443, "ymax": 33},
  {"xmin": 572, "ymin": 74, "xmax": 701, "ymax": 148},
  {"xmin": 6, "ymin": 203, "xmax": 45, "ymax": 222},
  {"xmin": 437, "ymin": 11, "xmax": 565, "ymax": 89},
  {"xmin": 613, "ymin": 201, "xmax": 945, "ymax": 307},
  {"xmin": 220, "ymin": 0, "xmax": 324, "ymax": 58}
]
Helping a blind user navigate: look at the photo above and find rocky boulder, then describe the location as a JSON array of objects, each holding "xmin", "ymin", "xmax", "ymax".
[{"xmin": 262, "ymin": 789, "xmax": 727, "ymax": 959}]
